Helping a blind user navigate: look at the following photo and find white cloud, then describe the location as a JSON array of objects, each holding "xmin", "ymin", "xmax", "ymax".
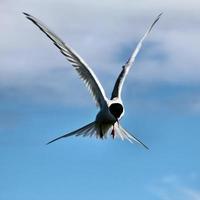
[
  {"xmin": 1, "ymin": 0, "xmax": 200, "ymax": 109},
  {"xmin": 150, "ymin": 174, "xmax": 200, "ymax": 200}
]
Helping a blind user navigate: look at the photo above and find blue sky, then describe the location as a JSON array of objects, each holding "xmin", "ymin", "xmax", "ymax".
[{"xmin": 1, "ymin": 0, "xmax": 200, "ymax": 200}]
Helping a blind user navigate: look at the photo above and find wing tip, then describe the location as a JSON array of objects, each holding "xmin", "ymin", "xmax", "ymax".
[
  {"xmin": 157, "ymin": 12, "xmax": 163, "ymax": 18},
  {"xmin": 23, "ymin": 12, "xmax": 30, "ymax": 17},
  {"xmin": 154, "ymin": 12, "xmax": 163, "ymax": 25},
  {"xmin": 46, "ymin": 141, "xmax": 52, "ymax": 145},
  {"xmin": 46, "ymin": 140, "xmax": 55, "ymax": 145},
  {"xmin": 23, "ymin": 12, "xmax": 36, "ymax": 24},
  {"xmin": 46, "ymin": 136, "xmax": 63, "ymax": 145}
]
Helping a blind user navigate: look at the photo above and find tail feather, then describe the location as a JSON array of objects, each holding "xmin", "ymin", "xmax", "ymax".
[
  {"xmin": 47, "ymin": 121, "xmax": 96, "ymax": 144},
  {"xmin": 116, "ymin": 125, "xmax": 149, "ymax": 150}
]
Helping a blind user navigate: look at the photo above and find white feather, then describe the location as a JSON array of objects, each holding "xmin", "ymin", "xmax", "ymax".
[
  {"xmin": 111, "ymin": 13, "xmax": 162, "ymax": 99},
  {"xmin": 23, "ymin": 12, "xmax": 108, "ymax": 108},
  {"xmin": 24, "ymin": 12, "xmax": 162, "ymax": 149}
]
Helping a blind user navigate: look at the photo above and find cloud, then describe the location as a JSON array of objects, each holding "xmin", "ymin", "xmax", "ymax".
[
  {"xmin": 1, "ymin": 0, "xmax": 200, "ymax": 110},
  {"xmin": 150, "ymin": 174, "xmax": 200, "ymax": 200}
]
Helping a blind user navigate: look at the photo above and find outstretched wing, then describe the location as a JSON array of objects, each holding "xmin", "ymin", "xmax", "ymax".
[
  {"xmin": 23, "ymin": 12, "xmax": 108, "ymax": 108},
  {"xmin": 47, "ymin": 121, "xmax": 96, "ymax": 144},
  {"xmin": 111, "ymin": 13, "xmax": 162, "ymax": 99}
]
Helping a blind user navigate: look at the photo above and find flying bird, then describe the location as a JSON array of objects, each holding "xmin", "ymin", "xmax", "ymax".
[{"xmin": 23, "ymin": 12, "xmax": 162, "ymax": 149}]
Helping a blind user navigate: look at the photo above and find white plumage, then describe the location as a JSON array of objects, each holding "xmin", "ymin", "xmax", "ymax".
[{"xmin": 24, "ymin": 12, "xmax": 162, "ymax": 149}]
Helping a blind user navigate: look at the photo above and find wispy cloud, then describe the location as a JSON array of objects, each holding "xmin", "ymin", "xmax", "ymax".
[
  {"xmin": 1, "ymin": 0, "xmax": 200, "ymax": 111},
  {"xmin": 150, "ymin": 174, "xmax": 200, "ymax": 200}
]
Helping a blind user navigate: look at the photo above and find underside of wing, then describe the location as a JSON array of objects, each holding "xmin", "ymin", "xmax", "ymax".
[
  {"xmin": 111, "ymin": 13, "xmax": 162, "ymax": 99},
  {"xmin": 47, "ymin": 121, "xmax": 96, "ymax": 144},
  {"xmin": 23, "ymin": 12, "xmax": 107, "ymax": 108}
]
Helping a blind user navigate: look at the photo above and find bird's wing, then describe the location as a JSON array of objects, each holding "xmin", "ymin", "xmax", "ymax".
[
  {"xmin": 111, "ymin": 13, "xmax": 162, "ymax": 99},
  {"xmin": 116, "ymin": 124, "xmax": 149, "ymax": 149},
  {"xmin": 23, "ymin": 12, "xmax": 108, "ymax": 108},
  {"xmin": 47, "ymin": 121, "xmax": 96, "ymax": 144}
]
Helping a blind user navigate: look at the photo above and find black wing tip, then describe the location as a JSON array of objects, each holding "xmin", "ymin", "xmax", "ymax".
[
  {"xmin": 158, "ymin": 12, "xmax": 163, "ymax": 18},
  {"xmin": 46, "ymin": 138, "xmax": 59, "ymax": 145},
  {"xmin": 148, "ymin": 12, "xmax": 163, "ymax": 33},
  {"xmin": 23, "ymin": 12, "xmax": 35, "ymax": 22},
  {"xmin": 23, "ymin": 12, "xmax": 30, "ymax": 17},
  {"xmin": 46, "ymin": 134, "xmax": 66, "ymax": 145},
  {"xmin": 155, "ymin": 12, "xmax": 163, "ymax": 23},
  {"xmin": 46, "ymin": 141, "xmax": 52, "ymax": 145},
  {"xmin": 154, "ymin": 12, "xmax": 163, "ymax": 23}
]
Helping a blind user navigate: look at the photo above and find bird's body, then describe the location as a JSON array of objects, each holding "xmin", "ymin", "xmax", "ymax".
[
  {"xmin": 95, "ymin": 98, "xmax": 124, "ymax": 138},
  {"xmin": 24, "ymin": 12, "xmax": 162, "ymax": 149}
]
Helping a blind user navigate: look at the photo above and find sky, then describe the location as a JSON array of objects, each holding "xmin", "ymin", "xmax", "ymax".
[{"xmin": 1, "ymin": 0, "xmax": 200, "ymax": 200}]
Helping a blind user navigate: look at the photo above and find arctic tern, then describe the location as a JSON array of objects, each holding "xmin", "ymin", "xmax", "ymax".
[{"xmin": 24, "ymin": 12, "xmax": 162, "ymax": 149}]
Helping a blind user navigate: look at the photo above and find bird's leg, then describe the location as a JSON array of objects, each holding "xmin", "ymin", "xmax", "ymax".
[
  {"xmin": 111, "ymin": 124, "xmax": 115, "ymax": 139},
  {"xmin": 100, "ymin": 124, "xmax": 103, "ymax": 139}
]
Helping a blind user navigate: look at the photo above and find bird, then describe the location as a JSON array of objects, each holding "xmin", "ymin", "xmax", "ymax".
[{"xmin": 23, "ymin": 12, "xmax": 162, "ymax": 149}]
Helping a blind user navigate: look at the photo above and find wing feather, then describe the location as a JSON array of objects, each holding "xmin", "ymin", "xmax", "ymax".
[
  {"xmin": 111, "ymin": 13, "xmax": 162, "ymax": 99},
  {"xmin": 47, "ymin": 121, "xmax": 96, "ymax": 144},
  {"xmin": 23, "ymin": 12, "xmax": 107, "ymax": 108}
]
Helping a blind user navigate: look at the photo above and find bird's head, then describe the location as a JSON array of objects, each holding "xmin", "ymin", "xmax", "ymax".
[{"xmin": 109, "ymin": 103, "xmax": 124, "ymax": 121}]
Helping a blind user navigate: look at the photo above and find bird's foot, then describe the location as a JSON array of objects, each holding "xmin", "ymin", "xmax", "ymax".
[{"xmin": 111, "ymin": 127, "xmax": 115, "ymax": 139}]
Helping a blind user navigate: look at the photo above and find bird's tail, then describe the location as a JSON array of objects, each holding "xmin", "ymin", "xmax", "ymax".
[{"xmin": 115, "ymin": 124, "xmax": 149, "ymax": 149}]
